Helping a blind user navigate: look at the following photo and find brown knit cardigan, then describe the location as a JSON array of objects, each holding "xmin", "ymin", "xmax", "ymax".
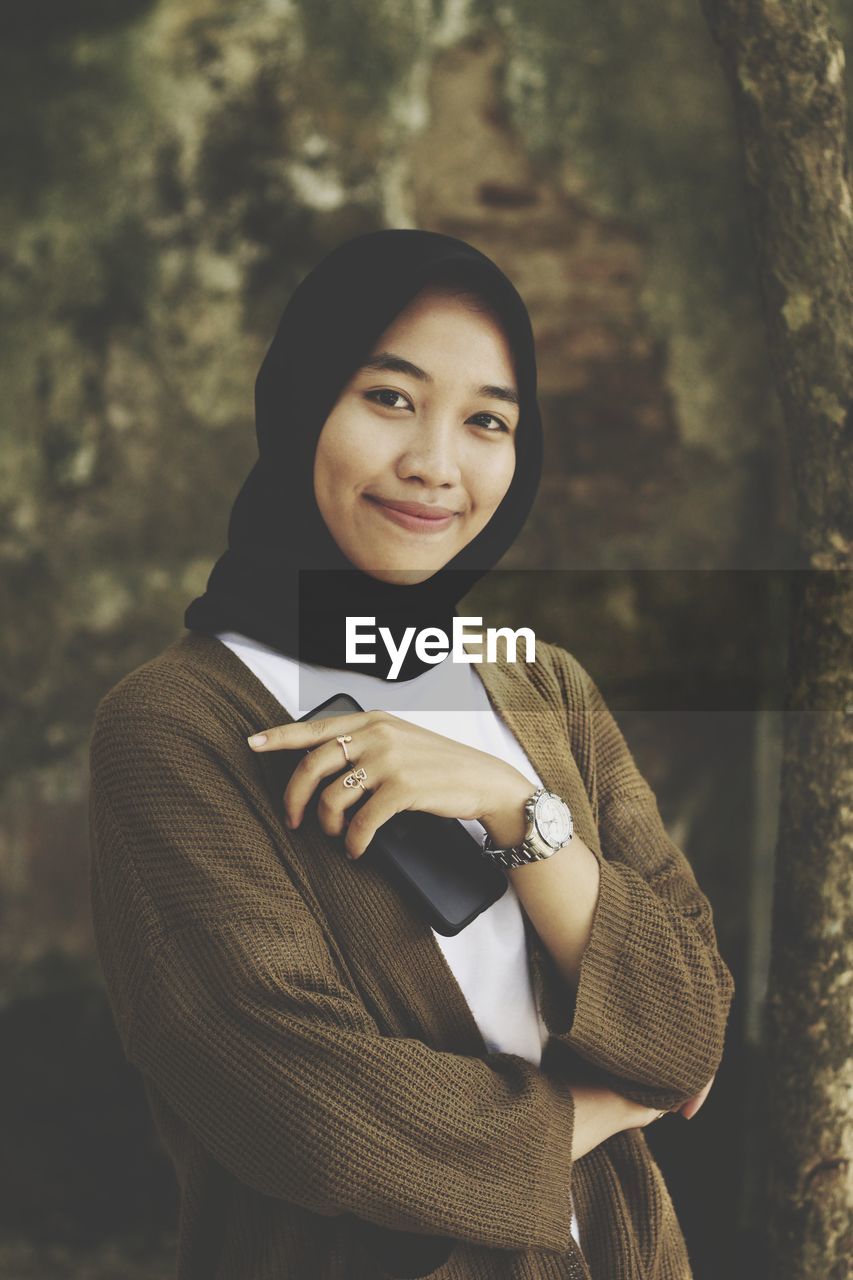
[{"xmin": 87, "ymin": 631, "xmax": 735, "ymax": 1280}]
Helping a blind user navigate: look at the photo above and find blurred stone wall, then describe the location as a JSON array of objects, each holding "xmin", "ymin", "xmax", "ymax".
[{"xmin": 2, "ymin": 0, "xmax": 850, "ymax": 1272}]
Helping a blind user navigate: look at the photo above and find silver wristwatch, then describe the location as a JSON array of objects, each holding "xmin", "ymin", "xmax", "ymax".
[{"xmin": 481, "ymin": 787, "xmax": 574, "ymax": 869}]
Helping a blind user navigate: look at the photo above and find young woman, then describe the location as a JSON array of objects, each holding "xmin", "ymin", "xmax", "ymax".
[{"xmin": 88, "ymin": 229, "xmax": 734, "ymax": 1280}]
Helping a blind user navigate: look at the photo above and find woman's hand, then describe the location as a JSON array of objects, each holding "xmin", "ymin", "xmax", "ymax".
[
  {"xmin": 570, "ymin": 1084, "xmax": 665, "ymax": 1161},
  {"xmin": 676, "ymin": 1072, "xmax": 716, "ymax": 1119},
  {"xmin": 622, "ymin": 1071, "xmax": 716, "ymax": 1127},
  {"xmin": 570, "ymin": 1073, "xmax": 717, "ymax": 1161},
  {"xmin": 247, "ymin": 710, "xmax": 535, "ymax": 859}
]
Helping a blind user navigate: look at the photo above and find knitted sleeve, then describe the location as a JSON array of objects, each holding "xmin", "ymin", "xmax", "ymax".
[
  {"xmin": 88, "ymin": 689, "xmax": 577, "ymax": 1254},
  {"xmin": 531, "ymin": 651, "xmax": 736, "ymax": 1112}
]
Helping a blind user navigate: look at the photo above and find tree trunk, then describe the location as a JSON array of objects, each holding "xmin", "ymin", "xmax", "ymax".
[{"xmin": 698, "ymin": 2, "xmax": 853, "ymax": 1276}]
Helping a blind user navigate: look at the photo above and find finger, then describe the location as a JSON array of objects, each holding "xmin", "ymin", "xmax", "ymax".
[
  {"xmin": 247, "ymin": 709, "xmax": 387, "ymax": 751},
  {"xmin": 679, "ymin": 1096, "xmax": 701, "ymax": 1119},
  {"xmin": 344, "ymin": 783, "xmax": 409, "ymax": 860},
  {"xmin": 285, "ymin": 736, "xmax": 367, "ymax": 827},
  {"xmin": 680, "ymin": 1075, "xmax": 715, "ymax": 1119},
  {"xmin": 316, "ymin": 767, "xmax": 376, "ymax": 838}
]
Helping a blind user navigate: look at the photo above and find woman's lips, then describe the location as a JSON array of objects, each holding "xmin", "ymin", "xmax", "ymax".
[{"xmin": 364, "ymin": 495, "xmax": 457, "ymax": 533}]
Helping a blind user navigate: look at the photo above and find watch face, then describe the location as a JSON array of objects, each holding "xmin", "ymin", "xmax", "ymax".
[{"xmin": 534, "ymin": 792, "xmax": 573, "ymax": 849}]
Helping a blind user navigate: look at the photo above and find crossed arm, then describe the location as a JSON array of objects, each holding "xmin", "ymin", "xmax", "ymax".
[{"xmin": 484, "ymin": 655, "xmax": 734, "ymax": 1119}]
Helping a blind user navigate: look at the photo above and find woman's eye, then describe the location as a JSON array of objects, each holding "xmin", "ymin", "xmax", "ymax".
[
  {"xmin": 470, "ymin": 413, "xmax": 511, "ymax": 433},
  {"xmin": 364, "ymin": 390, "xmax": 509, "ymax": 433},
  {"xmin": 365, "ymin": 389, "xmax": 412, "ymax": 410}
]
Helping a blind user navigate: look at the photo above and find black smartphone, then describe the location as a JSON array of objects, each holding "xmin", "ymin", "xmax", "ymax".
[{"xmin": 289, "ymin": 692, "xmax": 507, "ymax": 936}]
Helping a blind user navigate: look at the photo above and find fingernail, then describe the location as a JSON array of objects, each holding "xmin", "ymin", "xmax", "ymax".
[{"xmin": 248, "ymin": 734, "xmax": 267, "ymax": 747}]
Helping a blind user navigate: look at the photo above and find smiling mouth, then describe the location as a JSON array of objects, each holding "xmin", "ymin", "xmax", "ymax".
[{"xmin": 363, "ymin": 495, "xmax": 459, "ymax": 532}]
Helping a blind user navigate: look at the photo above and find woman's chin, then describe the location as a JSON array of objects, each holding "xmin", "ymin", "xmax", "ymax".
[{"xmin": 360, "ymin": 564, "xmax": 444, "ymax": 586}]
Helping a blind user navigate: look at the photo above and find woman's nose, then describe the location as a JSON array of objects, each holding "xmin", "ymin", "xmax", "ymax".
[{"xmin": 395, "ymin": 419, "xmax": 463, "ymax": 488}]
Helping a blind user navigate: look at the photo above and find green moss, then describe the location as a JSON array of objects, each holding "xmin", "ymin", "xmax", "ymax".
[
  {"xmin": 59, "ymin": 214, "xmax": 157, "ymax": 346},
  {"xmin": 0, "ymin": 20, "xmax": 150, "ymax": 217},
  {"xmin": 292, "ymin": 0, "xmax": 424, "ymax": 119},
  {"xmin": 194, "ymin": 82, "xmax": 382, "ymax": 331},
  {"xmin": 468, "ymin": 0, "xmax": 778, "ymax": 472}
]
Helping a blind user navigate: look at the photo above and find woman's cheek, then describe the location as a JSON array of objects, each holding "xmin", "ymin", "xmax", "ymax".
[
  {"xmin": 315, "ymin": 409, "xmax": 370, "ymax": 495},
  {"xmin": 478, "ymin": 449, "xmax": 516, "ymax": 513}
]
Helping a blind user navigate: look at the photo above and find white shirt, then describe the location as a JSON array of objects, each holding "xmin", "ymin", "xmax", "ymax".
[{"xmin": 216, "ymin": 628, "xmax": 582, "ymax": 1252}]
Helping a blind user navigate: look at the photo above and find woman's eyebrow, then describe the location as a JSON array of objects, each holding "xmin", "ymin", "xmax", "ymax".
[{"xmin": 359, "ymin": 350, "xmax": 519, "ymax": 408}]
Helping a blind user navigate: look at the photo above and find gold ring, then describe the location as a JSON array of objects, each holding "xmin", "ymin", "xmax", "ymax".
[
  {"xmin": 336, "ymin": 734, "xmax": 352, "ymax": 762},
  {"xmin": 343, "ymin": 767, "xmax": 367, "ymax": 791}
]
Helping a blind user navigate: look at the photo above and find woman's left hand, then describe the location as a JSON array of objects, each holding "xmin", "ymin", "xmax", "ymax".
[
  {"xmin": 677, "ymin": 1072, "xmax": 716, "ymax": 1119},
  {"xmin": 247, "ymin": 710, "xmax": 535, "ymax": 859}
]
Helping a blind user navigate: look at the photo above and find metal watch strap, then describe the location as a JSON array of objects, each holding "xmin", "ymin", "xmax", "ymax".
[
  {"xmin": 480, "ymin": 836, "xmax": 553, "ymax": 870},
  {"xmin": 480, "ymin": 786, "xmax": 569, "ymax": 869}
]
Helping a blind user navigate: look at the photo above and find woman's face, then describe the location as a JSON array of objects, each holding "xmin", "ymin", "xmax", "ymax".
[{"xmin": 313, "ymin": 286, "xmax": 519, "ymax": 585}]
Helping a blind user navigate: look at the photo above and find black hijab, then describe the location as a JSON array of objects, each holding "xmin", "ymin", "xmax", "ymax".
[{"xmin": 184, "ymin": 229, "xmax": 543, "ymax": 681}]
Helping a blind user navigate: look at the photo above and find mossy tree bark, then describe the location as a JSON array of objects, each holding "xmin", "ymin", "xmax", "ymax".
[{"xmin": 699, "ymin": 2, "xmax": 853, "ymax": 1276}]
